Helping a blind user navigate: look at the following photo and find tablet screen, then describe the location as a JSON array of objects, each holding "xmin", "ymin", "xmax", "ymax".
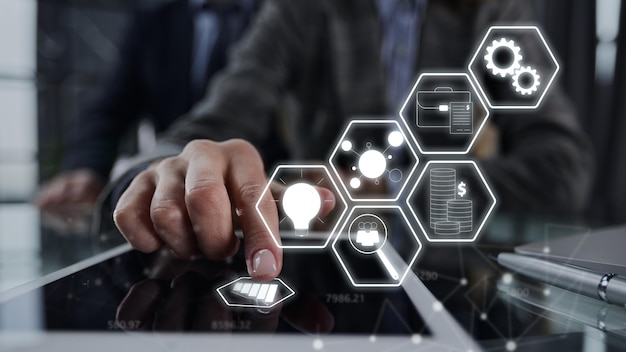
[{"xmin": 0, "ymin": 246, "xmax": 431, "ymax": 338}]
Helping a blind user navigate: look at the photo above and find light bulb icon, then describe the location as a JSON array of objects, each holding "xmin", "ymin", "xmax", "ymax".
[{"xmin": 281, "ymin": 183, "xmax": 321, "ymax": 236}]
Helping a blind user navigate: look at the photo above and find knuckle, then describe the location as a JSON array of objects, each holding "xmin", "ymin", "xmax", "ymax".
[
  {"xmin": 182, "ymin": 139, "xmax": 218, "ymax": 155},
  {"xmin": 113, "ymin": 209, "xmax": 160, "ymax": 253},
  {"xmin": 113, "ymin": 207, "xmax": 134, "ymax": 229},
  {"xmin": 155, "ymin": 157, "xmax": 185, "ymax": 173},
  {"xmin": 129, "ymin": 239, "xmax": 160, "ymax": 253},
  {"xmin": 238, "ymin": 182, "xmax": 265, "ymax": 205},
  {"xmin": 150, "ymin": 200, "xmax": 186, "ymax": 234},
  {"xmin": 134, "ymin": 169, "xmax": 156, "ymax": 183},
  {"xmin": 244, "ymin": 228, "xmax": 275, "ymax": 250},
  {"xmin": 186, "ymin": 179, "xmax": 225, "ymax": 209},
  {"xmin": 222, "ymin": 139, "xmax": 258, "ymax": 156}
]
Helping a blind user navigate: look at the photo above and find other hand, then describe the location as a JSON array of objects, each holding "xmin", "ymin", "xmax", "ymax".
[{"xmin": 35, "ymin": 168, "xmax": 105, "ymax": 208}]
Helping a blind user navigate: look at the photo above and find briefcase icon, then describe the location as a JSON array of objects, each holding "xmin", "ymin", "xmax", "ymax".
[{"xmin": 416, "ymin": 87, "xmax": 472, "ymax": 128}]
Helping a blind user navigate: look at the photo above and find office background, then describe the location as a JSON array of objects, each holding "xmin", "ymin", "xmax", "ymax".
[{"xmin": 0, "ymin": 0, "xmax": 624, "ymax": 227}]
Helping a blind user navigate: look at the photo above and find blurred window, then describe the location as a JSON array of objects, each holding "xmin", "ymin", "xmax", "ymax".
[
  {"xmin": 0, "ymin": 0, "xmax": 38, "ymax": 201},
  {"xmin": 596, "ymin": 0, "xmax": 622, "ymax": 84}
]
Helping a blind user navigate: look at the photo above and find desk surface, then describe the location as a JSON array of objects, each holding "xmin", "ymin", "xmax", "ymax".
[
  {"xmin": 0, "ymin": 204, "xmax": 625, "ymax": 351},
  {"xmin": 0, "ymin": 203, "xmax": 125, "ymax": 293}
]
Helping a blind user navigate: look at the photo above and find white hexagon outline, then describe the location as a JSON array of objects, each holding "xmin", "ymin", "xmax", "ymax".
[
  {"xmin": 255, "ymin": 164, "xmax": 348, "ymax": 249},
  {"xmin": 406, "ymin": 160, "xmax": 497, "ymax": 243},
  {"xmin": 331, "ymin": 205, "xmax": 423, "ymax": 288},
  {"xmin": 328, "ymin": 119, "xmax": 419, "ymax": 202},
  {"xmin": 398, "ymin": 73, "xmax": 490, "ymax": 155},
  {"xmin": 216, "ymin": 277, "xmax": 295, "ymax": 309},
  {"xmin": 468, "ymin": 25, "xmax": 560, "ymax": 110}
]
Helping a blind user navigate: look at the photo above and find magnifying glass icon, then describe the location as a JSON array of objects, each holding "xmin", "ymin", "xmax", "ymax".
[{"xmin": 348, "ymin": 214, "xmax": 399, "ymax": 280}]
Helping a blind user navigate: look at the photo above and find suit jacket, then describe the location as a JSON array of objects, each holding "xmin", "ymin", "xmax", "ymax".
[
  {"xmin": 149, "ymin": 0, "xmax": 592, "ymax": 214},
  {"xmin": 64, "ymin": 0, "xmax": 269, "ymax": 179}
]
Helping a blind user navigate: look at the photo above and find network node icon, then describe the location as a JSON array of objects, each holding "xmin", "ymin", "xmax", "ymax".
[
  {"xmin": 406, "ymin": 161, "xmax": 496, "ymax": 243},
  {"xmin": 332, "ymin": 206, "xmax": 422, "ymax": 287},
  {"xmin": 468, "ymin": 26, "xmax": 559, "ymax": 109},
  {"xmin": 329, "ymin": 120, "xmax": 419, "ymax": 202},
  {"xmin": 216, "ymin": 277, "xmax": 295, "ymax": 309},
  {"xmin": 256, "ymin": 165, "xmax": 347, "ymax": 249}
]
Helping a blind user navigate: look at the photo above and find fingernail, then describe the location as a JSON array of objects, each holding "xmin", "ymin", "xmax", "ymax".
[{"xmin": 251, "ymin": 249, "xmax": 277, "ymax": 278}]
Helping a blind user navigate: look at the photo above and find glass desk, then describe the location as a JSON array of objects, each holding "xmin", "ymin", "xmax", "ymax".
[
  {"xmin": 0, "ymin": 203, "xmax": 127, "ymax": 293},
  {"xmin": 0, "ymin": 205, "xmax": 624, "ymax": 351}
]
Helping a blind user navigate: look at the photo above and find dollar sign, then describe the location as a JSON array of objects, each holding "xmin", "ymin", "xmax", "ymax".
[{"xmin": 457, "ymin": 182, "xmax": 467, "ymax": 197}]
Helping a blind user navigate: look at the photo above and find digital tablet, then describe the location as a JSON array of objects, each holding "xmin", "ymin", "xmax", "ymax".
[{"xmin": 0, "ymin": 234, "xmax": 480, "ymax": 352}]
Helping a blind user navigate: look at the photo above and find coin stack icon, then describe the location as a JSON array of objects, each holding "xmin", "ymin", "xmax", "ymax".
[
  {"xmin": 447, "ymin": 199, "xmax": 473, "ymax": 233},
  {"xmin": 434, "ymin": 220, "xmax": 461, "ymax": 235},
  {"xmin": 430, "ymin": 168, "xmax": 456, "ymax": 229}
]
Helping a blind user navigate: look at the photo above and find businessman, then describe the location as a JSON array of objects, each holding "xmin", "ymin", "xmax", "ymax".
[
  {"xmin": 113, "ymin": 0, "xmax": 593, "ymax": 281},
  {"xmin": 36, "ymin": 0, "xmax": 264, "ymax": 207}
]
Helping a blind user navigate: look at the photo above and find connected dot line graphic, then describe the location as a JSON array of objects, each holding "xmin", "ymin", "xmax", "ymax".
[
  {"xmin": 341, "ymin": 130, "xmax": 406, "ymax": 189},
  {"xmin": 329, "ymin": 119, "xmax": 419, "ymax": 202},
  {"xmin": 241, "ymin": 24, "xmax": 564, "ymax": 350}
]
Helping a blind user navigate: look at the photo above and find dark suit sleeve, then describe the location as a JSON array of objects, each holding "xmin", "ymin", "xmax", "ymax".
[
  {"xmin": 159, "ymin": 0, "xmax": 309, "ymax": 147},
  {"xmin": 475, "ymin": 0, "xmax": 594, "ymax": 215},
  {"xmin": 63, "ymin": 11, "xmax": 146, "ymax": 179}
]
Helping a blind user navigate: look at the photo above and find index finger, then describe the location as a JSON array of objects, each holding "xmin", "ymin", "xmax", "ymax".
[{"xmin": 223, "ymin": 140, "xmax": 282, "ymax": 281}]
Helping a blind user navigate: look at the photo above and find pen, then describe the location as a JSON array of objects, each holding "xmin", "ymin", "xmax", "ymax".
[
  {"xmin": 497, "ymin": 253, "xmax": 626, "ymax": 307},
  {"xmin": 496, "ymin": 279, "xmax": 626, "ymax": 336}
]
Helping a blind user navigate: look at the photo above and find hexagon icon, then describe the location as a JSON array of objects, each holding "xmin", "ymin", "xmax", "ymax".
[
  {"xmin": 332, "ymin": 206, "xmax": 422, "ymax": 287},
  {"xmin": 256, "ymin": 164, "xmax": 347, "ymax": 249},
  {"xmin": 216, "ymin": 277, "xmax": 295, "ymax": 309},
  {"xmin": 468, "ymin": 26, "xmax": 560, "ymax": 109},
  {"xmin": 406, "ymin": 160, "xmax": 496, "ymax": 243},
  {"xmin": 329, "ymin": 120, "xmax": 419, "ymax": 201},
  {"xmin": 399, "ymin": 73, "xmax": 490, "ymax": 155}
]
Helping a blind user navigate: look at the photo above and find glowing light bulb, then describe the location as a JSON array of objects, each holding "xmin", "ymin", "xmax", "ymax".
[{"xmin": 282, "ymin": 183, "xmax": 321, "ymax": 236}]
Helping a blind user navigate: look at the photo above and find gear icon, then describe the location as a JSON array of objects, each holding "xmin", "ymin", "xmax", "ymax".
[
  {"xmin": 484, "ymin": 38, "xmax": 523, "ymax": 77},
  {"xmin": 512, "ymin": 66, "xmax": 541, "ymax": 95}
]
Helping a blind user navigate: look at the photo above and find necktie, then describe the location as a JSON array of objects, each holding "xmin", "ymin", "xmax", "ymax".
[
  {"xmin": 191, "ymin": 4, "xmax": 220, "ymax": 101},
  {"xmin": 191, "ymin": 2, "xmax": 239, "ymax": 101}
]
